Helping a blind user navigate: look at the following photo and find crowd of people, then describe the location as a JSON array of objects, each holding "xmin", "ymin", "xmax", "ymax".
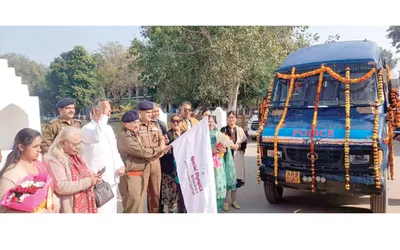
[{"xmin": 0, "ymin": 97, "xmax": 248, "ymax": 213}]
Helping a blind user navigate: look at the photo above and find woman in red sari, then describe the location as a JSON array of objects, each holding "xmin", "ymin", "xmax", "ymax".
[
  {"xmin": 0, "ymin": 128, "xmax": 59, "ymax": 213},
  {"xmin": 45, "ymin": 126, "xmax": 101, "ymax": 213}
]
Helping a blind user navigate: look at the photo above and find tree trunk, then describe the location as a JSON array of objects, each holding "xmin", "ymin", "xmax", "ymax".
[
  {"xmin": 228, "ymin": 83, "xmax": 240, "ymax": 111},
  {"xmin": 135, "ymin": 86, "xmax": 140, "ymax": 99}
]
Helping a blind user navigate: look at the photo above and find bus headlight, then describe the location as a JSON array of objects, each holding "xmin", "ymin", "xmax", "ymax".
[
  {"xmin": 350, "ymin": 154, "xmax": 370, "ymax": 164},
  {"xmin": 267, "ymin": 150, "xmax": 282, "ymax": 158}
]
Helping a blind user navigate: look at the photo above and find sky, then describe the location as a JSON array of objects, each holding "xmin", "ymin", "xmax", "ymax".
[{"xmin": 0, "ymin": 26, "xmax": 398, "ymax": 70}]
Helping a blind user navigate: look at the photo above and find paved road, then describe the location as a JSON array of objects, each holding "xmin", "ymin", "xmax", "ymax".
[{"xmin": 118, "ymin": 141, "xmax": 400, "ymax": 213}]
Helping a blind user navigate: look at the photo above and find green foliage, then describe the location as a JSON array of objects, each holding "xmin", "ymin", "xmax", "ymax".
[
  {"xmin": 325, "ymin": 34, "xmax": 340, "ymax": 43},
  {"xmin": 47, "ymin": 46, "xmax": 105, "ymax": 112},
  {"xmin": 387, "ymin": 26, "xmax": 400, "ymax": 53},
  {"xmin": 381, "ymin": 47, "xmax": 399, "ymax": 69},
  {"xmin": 96, "ymin": 42, "xmax": 142, "ymax": 106},
  {"xmin": 130, "ymin": 26, "xmax": 318, "ymax": 110}
]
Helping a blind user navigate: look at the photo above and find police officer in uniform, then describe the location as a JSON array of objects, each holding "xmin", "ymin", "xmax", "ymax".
[
  {"xmin": 40, "ymin": 97, "xmax": 82, "ymax": 154},
  {"xmin": 117, "ymin": 103, "xmax": 169, "ymax": 213}
]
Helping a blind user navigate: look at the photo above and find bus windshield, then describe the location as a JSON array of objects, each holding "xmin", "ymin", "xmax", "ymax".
[{"xmin": 271, "ymin": 70, "xmax": 378, "ymax": 107}]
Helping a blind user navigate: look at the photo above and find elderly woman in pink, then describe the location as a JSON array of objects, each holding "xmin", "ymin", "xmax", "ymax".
[
  {"xmin": 0, "ymin": 128, "xmax": 59, "ymax": 213},
  {"xmin": 45, "ymin": 126, "xmax": 102, "ymax": 213}
]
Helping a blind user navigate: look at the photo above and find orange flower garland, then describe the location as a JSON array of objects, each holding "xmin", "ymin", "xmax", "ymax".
[
  {"xmin": 277, "ymin": 68, "xmax": 323, "ymax": 80},
  {"xmin": 372, "ymin": 69, "xmax": 384, "ymax": 188},
  {"xmin": 256, "ymin": 77, "xmax": 275, "ymax": 184},
  {"xmin": 274, "ymin": 67, "xmax": 296, "ymax": 184},
  {"xmin": 387, "ymin": 65, "xmax": 395, "ymax": 180},
  {"xmin": 326, "ymin": 67, "xmax": 376, "ymax": 84},
  {"xmin": 388, "ymin": 106, "xmax": 394, "ymax": 180},
  {"xmin": 277, "ymin": 66, "xmax": 376, "ymax": 84},
  {"xmin": 390, "ymin": 89, "xmax": 398, "ymax": 107},
  {"xmin": 309, "ymin": 68, "xmax": 325, "ymax": 192},
  {"xmin": 372, "ymin": 102, "xmax": 380, "ymax": 188},
  {"xmin": 344, "ymin": 67, "xmax": 351, "ymax": 190},
  {"xmin": 391, "ymin": 88, "xmax": 400, "ymax": 128}
]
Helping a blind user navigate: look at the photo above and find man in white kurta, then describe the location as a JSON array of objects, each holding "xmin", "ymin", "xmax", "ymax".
[{"xmin": 80, "ymin": 98, "xmax": 125, "ymax": 213}]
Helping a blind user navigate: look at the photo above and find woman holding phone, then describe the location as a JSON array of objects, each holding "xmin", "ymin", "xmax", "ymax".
[{"xmin": 45, "ymin": 127, "xmax": 102, "ymax": 213}]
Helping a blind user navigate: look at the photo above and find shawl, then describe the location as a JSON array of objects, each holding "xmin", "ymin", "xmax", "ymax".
[{"xmin": 69, "ymin": 155, "xmax": 97, "ymax": 213}]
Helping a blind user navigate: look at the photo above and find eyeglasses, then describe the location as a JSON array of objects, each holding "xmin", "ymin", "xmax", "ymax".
[
  {"xmin": 67, "ymin": 141, "xmax": 81, "ymax": 148},
  {"xmin": 171, "ymin": 119, "xmax": 182, "ymax": 123}
]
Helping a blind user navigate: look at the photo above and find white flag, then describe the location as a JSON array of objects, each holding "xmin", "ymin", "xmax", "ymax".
[{"xmin": 170, "ymin": 116, "xmax": 217, "ymax": 213}]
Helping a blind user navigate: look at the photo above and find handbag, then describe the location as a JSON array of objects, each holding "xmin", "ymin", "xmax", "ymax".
[{"xmin": 94, "ymin": 180, "xmax": 115, "ymax": 208}]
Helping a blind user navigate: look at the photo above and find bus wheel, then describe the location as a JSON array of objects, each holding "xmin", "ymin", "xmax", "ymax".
[
  {"xmin": 370, "ymin": 169, "xmax": 388, "ymax": 213},
  {"xmin": 263, "ymin": 179, "xmax": 283, "ymax": 203}
]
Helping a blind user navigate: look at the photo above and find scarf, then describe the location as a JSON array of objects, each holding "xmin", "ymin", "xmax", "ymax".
[{"xmin": 69, "ymin": 155, "xmax": 97, "ymax": 213}]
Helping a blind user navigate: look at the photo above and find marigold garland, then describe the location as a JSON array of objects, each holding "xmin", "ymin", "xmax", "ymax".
[
  {"xmin": 372, "ymin": 69, "xmax": 384, "ymax": 188},
  {"xmin": 273, "ymin": 67, "xmax": 296, "ymax": 184},
  {"xmin": 309, "ymin": 68, "xmax": 325, "ymax": 192},
  {"xmin": 256, "ymin": 76, "xmax": 274, "ymax": 184},
  {"xmin": 387, "ymin": 65, "xmax": 395, "ymax": 180},
  {"xmin": 277, "ymin": 66, "xmax": 376, "ymax": 84},
  {"xmin": 344, "ymin": 67, "xmax": 351, "ymax": 190},
  {"xmin": 388, "ymin": 106, "xmax": 394, "ymax": 180},
  {"xmin": 326, "ymin": 67, "xmax": 376, "ymax": 84}
]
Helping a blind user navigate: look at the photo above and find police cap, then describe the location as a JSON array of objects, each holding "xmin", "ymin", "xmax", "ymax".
[
  {"xmin": 56, "ymin": 98, "xmax": 75, "ymax": 108},
  {"xmin": 121, "ymin": 110, "xmax": 139, "ymax": 123},
  {"xmin": 138, "ymin": 100, "xmax": 154, "ymax": 111}
]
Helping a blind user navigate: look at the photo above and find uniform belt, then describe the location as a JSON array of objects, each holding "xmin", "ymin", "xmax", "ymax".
[
  {"xmin": 126, "ymin": 171, "xmax": 143, "ymax": 177},
  {"xmin": 125, "ymin": 171, "xmax": 146, "ymax": 196}
]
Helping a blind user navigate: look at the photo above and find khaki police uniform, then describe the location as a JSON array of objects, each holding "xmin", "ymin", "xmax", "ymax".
[
  {"xmin": 40, "ymin": 118, "xmax": 82, "ymax": 154},
  {"xmin": 117, "ymin": 122, "xmax": 165, "ymax": 213}
]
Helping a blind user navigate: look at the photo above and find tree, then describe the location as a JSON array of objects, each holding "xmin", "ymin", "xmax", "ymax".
[
  {"xmin": 387, "ymin": 26, "xmax": 400, "ymax": 53},
  {"xmin": 47, "ymin": 46, "xmax": 104, "ymax": 113},
  {"xmin": 381, "ymin": 47, "xmax": 399, "ymax": 69},
  {"xmin": 325, "ymin": 34, "xmax": 340, "ymax": 43},
  {"xmin": 131, "ymin": 26, "xmax": 318, "ymax": 111},
  {"xmin": 96, "ymin": 42, "xmax": 141, "ymax": 106}
]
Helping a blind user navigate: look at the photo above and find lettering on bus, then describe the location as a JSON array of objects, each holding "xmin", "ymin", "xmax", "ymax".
[{"xmin": 292, "ymin": 129, "xmax": 334, "ymax": 138}]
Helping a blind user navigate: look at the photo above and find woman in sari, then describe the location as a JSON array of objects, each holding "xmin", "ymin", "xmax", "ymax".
[
  {"xmin": 45, "ymin": 126, "xmax": 102, "ymax": 213},
  {"xmin": 207, "ymin": 115, "xmax": 236, "ymax": 212},
  {"xmin": 0, "ymin": 128, "xmax": 59, "ymax": 213},
  {"xmin": 220, "ymin": 111, "xmax": 248, "ymax": 211}
]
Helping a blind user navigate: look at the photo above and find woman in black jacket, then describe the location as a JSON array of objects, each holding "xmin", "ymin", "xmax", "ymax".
[{"xmin": 159, "ymin": 114, "xmax": 186, "ymax": 213}]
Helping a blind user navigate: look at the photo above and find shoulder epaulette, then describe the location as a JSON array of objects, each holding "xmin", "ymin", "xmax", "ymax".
[{"xmin": 48, "ymin": 118, "xmax": 59, "ymax": 124}]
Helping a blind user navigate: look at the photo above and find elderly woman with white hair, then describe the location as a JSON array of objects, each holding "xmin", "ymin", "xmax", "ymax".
[{"xmin": 45, "ymin": 126, "xmax": 102, "ymax": 213}]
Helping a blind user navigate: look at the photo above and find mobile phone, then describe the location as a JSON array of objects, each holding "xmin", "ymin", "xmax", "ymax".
[{"xmin": 98, "ymin": 167, "xmax": 106, "ymax": 176}]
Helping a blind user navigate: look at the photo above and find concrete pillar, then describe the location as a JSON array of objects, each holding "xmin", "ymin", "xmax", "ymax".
[
  {"xmin": 212, "ymin": 107, "xmax": 226, "ymax": 131},
  {"xmin": 159, "ymin": 108, "xmax": 168, "ymax": 129},
  {"xmin": 0, "ymin": 59, "xmax": 42, "ymax": 170}
]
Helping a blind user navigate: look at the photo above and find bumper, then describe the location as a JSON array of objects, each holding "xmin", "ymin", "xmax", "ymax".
[
  {"xmin": 247, "ymin": 129, "xmax": 258, "ymax": 136},
  {"xmin": 259, "ymin": 164, "xmax": 384, "ymax": 196}
]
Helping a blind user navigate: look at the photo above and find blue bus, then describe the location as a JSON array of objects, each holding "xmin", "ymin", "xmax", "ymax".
[{"xmin": 258, "ymin": 40, "xmax": 396, "ymax": 213}]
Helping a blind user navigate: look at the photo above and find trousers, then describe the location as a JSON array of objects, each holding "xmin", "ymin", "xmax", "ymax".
[{"xmin": 119, "ymin": 162, "xmax": 161, "ymax": 213}]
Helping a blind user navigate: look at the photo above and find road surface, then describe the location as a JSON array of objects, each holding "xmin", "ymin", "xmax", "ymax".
[{"xmin": 117, "ymin": 141, "xmax": 400, "ymax": 213}]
